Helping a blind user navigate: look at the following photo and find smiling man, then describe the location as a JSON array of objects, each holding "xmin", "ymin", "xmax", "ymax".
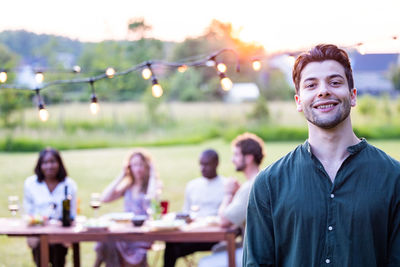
[{"xmin": 243, "ymin": 44, "xmax": 400, "ymax": 267}]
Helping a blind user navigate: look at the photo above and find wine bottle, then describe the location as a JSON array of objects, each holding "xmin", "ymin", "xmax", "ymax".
[{"xmin": 62, "ymin": 185, "xmax": 71, "ymax": 227}]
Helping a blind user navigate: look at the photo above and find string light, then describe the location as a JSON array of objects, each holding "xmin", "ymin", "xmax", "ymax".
[
  {"xmin": 0, "ymin": 70, "xmax": 7, "ymax": 83},
  {"xmin": 142, "ymin": 67, "xmax": 152, "ymax": 80},
  {"xmin": 89, "ymin": 80, "xmax": 99, "ymax": 115},
  {"xmin": 105, "ymin": 67, "xmax": 115, "ymax": 78},
  {"xmin": 38, "ymin": 104, "xmax": 49, "ymax": 122},
  {"xmin": 357, "ymin": 42, "xmax": 366, "ymax": 55},
  {"xmin": 252, "ymin": 59, "xmax": 262, "ymax": 71},
  {"xmin": 217, "ymin": 63, "xmax": 227, "ymax": 73},
  {"xmin": 35, "ymin": 71, "xmax": 44, "ymax": 83},
  {"xmin": 0, "ymin": 48, "xmax": 242, "ymax": 120},
  {"xmin": 219, "ymin": 72, "xmax": 233, "ymax": 91},
  {"xmin": 35, "ymin": 89, "xmax": 49, "ymax": 122},
  {"xmin": 177, "ymin": 65, "xmax": 188, "ymax": 73},
  {"xmin": 151, "ymin": 76, "xmax": 163, "ymax": 98},
  {"xmin": 206, "ymin": 60, "xmax": 216, "ymax": 67},
  {"xmin": 72, "ymin": 65, "xmax": 81, "ymax": 73}
]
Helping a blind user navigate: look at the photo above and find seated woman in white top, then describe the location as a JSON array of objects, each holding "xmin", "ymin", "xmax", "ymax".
[
  {"xmin": 94, "ymin": 148, "xmax": 162, "ymax": 267},
  {"xmin": 23, "ymin": 147, "xmax": 78, "ymax": 267}
]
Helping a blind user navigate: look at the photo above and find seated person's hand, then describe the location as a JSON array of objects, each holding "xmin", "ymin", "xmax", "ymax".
[{"xmin": 224, "ymin": 178, "xmax": 240, "ymax": 196}]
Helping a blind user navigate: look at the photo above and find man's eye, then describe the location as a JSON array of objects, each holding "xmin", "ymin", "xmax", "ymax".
[
  {"xmin": 305, "ymin": 83, "xmax": 315, "ymax": 89},
  {"xmin": 330, "ymin": 80, "xmax": 343, "ymax": 86}
]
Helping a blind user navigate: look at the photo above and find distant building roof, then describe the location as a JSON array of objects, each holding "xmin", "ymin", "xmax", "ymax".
[
  {"xmin": 224, "ymin": 83, "xmax": 260, "ymax": 103},
  {"xmin": 350, "ymin": 53, "xmax": 399, "ymax": 95},
  {"xmin": 351, "ymin": 53, "xmax": 399, "ymax": 72}
]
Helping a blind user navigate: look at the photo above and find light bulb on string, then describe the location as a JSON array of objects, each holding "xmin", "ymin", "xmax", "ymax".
[
  {"xmin": 35, "ymin": 89, "xmax": 49, "ymax": 121},
  {"xmin": 38, "ymin": 104, "xmax": 49, "ymax": 122},
  {"xmin": 105, "ymin": 67, "xmax": 115, "ymax": 78},
  {"xmin": 142, "ymin": 68, "xmax": 152, "ymax": 80},
  {"xmin": 206, "ymin": 60, "xmax": 216, "ymax": 67},
  {"xmin": 217, "ymin": 63, "xmax": 227, "ymax": 73},
  {"xmin": 357, "ymin": 43, "xmax": 366, "ymax": 55},
  {"xmin": 72, "ymin": 65, "xmax": 81, "ymax": 73},
  {"xmin": 151, "ymin": 77, "xmax": 163, "ymax": 98},
  {"xmin": 89, "ymin": 80, "xmax": 99, "ymax": 115},
  {"xmin": 0, "ymin": 70, "xmax": 7, "ymax": 83},
  {"xmin": 35, "ymin": 71, "xmax": 44, "ymax": 83},
  {"xmin": 90, "ymin": 95, "xmax": 99, "ymax": 115},
  {"xmin": 219, "ymin": 72, "xmax": 233, "ymax": 91},
  {"xmin": 252, "ymin": 59, "xmax": 262, "ymax": 71},
  {"xmin": 177, "ymin": 65, "xmax": 188, "ymax": 73}
]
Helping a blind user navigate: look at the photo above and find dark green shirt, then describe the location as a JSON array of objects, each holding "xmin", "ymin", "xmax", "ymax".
[{"xmin": 243, "ymin": 139, "xmax": 400, "ymax": 267}]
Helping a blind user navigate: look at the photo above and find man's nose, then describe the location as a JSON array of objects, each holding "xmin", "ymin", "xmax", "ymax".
[{"xmin": 318, "ymin": 82, "xmax": 330, "ymax": 97}]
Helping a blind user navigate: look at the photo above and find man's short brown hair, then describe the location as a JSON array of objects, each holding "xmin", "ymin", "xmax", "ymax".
[{"xmin": 292, "ymin": 44, "xmax": 354, "ymax": 94}]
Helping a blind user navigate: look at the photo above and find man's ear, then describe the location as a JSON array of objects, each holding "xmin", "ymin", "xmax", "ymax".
[
  {"xmin": 244, "ymin": 154, "xmax": 254, "ymax": 165},
  {"xmin": 295, "ymin": 94, "xmax": 302, "ymax": 112},
  {"xmin": 350, "ymin": 88, "xmax": 357, "ymax": 107}
]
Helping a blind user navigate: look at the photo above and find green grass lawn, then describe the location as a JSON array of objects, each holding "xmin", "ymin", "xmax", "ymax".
[{"xmin": 1, "ymin": 139, "xmax": 400, "ymax": 266}]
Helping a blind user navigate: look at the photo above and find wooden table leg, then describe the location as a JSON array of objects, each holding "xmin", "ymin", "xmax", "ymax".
[
  {"xmin": 226, "ymin": 233, "xmax": 236, "ymax": 267},
  {"xmin": 72, "ymin": 243, "xmax": 80, "ymax": 267},
  {"xmin": 40, "ymin": 235, "xmax": 49, "ymax": 267}
]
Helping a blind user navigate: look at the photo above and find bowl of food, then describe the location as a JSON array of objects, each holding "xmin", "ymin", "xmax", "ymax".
[{"xmin": 132, "ymin": 215, "xmax": 147, "ymax": 227}]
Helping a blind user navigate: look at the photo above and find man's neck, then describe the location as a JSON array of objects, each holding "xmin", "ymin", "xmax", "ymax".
[
  {"xmin": 243, "ymin": 164, "xmax": 260, "ymax": 181},
  {"xmin": 307, "ymin": 119, "xmax": 360, "ymax": 182}
]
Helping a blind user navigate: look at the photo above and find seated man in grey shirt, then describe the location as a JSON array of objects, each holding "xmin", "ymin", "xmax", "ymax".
[
  {"xmin": 199, "ymin": 133, "xmax": 265, "ymax": 267},
  {"xmin": 163, "ymin": 149, "xmax": 226, "ymax": 267}
]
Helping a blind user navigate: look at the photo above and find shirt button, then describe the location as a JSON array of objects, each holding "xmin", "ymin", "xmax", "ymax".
[
  {"xmin": 326, "ymin": 259, "xmax": 331, "ymax": 264},
  {"xmin": 330, "ymin": 194, "xmax": 335, "ymax": 199},
  {"xmin": 328, "ymin": 226, "xmax": 333, "ymax": 231}
]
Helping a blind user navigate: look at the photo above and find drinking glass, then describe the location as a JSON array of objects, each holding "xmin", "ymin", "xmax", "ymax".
[
  {"xmin": 144, "ymin": 195, "xmax": 154, "ymax": 220},
  {"xmin": 48, "ymin": 202, "xmax": 58, "ymax": 225},
  {"xmin": 8, "ymin": 195, "xmax": 20, "ymax": 226},
  {"xmin": 8, "ymin": 196, "xmax": 19, "ymax": 218},
  {"xmin": 90, "ymin": 193, "xmax": 101, "ymax": 218}
]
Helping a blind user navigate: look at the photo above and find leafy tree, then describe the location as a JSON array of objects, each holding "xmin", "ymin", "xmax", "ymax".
[
  {"xmin": 128, "ymin": 18, "xmax": 152, "ymax": 40},
  {"xmin": 260, "ymin": 69, "xmax": 294, "ymax": 100},
  {"xmin": 0, "ymin": 30, "xmax": 83, "ymax": 66},
  {"xmin": 248, "ymin": 95, "xmax": 270, "ymax": 121},
  {"xmin": 169, "ymin": 19, "xmax": 266, "ymax": 101},
  {"xmin": 390, "ymin": 65, "xmax": 400, "ymax": 91},
  {"xmin": 167, "ymin": 68, "xmax": 204, "ymax": 101}
]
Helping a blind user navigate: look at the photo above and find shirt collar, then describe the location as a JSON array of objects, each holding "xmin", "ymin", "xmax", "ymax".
[
  {"xmin": 302, "ymin": 138, "xmax": 367, "ymax": 156},
  {"xmin": 347, "ymin": 138, "xmax": 367, "ymax": 154}
]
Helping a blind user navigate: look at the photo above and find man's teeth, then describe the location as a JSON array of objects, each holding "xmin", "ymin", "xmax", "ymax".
[{"xmin": 317, "ymin": 104, "xmax": 334, "ymax": 109}]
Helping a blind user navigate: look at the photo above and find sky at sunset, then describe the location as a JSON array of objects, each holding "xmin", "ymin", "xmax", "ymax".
[{"xmin": 1, "ymin": 0, "xmax": 400, "ymax": 53}]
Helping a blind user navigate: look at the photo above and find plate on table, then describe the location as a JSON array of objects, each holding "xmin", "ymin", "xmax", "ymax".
[
  {"xmin": 147, "ymin": 220, "xmax": 185, "ymax": 231},
  {"xmin": 83, "ymin": 219, "xmax": 110, "ymax": 231},
  {"xmin": 101, "ymin": 212, "xmax": 134, "ymax": 223}
]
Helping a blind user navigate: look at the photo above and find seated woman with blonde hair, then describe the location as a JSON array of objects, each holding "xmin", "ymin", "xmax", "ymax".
[{"xmin": 94, "ymin": 149, "xmax": 162, "ymax": 267}]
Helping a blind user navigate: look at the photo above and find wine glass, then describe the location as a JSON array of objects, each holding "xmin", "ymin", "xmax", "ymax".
[
  {"xmin": 190, "ymin": 204, "xmax": 200, "ymax": 220},
  {"xmin": 144, "ymin": 195, "xmax": 154, "ymax": 220},
  {"xmin": 48, "ymin": 202, "xmax": 58, "ymax": 225},
  {"xmin": 90, "ymin": 193, "xmax": 101, "ymax": 218},
  {"xmin": 8, "ymin": 196, "xmax": 20, "ymax": 226},
  {"xmin": 8, "ymin": 196, "xmax": 19, "ymax": 218}
]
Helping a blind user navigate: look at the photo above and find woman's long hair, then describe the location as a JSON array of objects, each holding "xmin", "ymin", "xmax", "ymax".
[
  {"xmin": 34, "ymin": 147, "xmax": 68, "ymax": 182},
  {"xmin": 125, "ymin": 149, "xmax": 153, "ymax": 193}
]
